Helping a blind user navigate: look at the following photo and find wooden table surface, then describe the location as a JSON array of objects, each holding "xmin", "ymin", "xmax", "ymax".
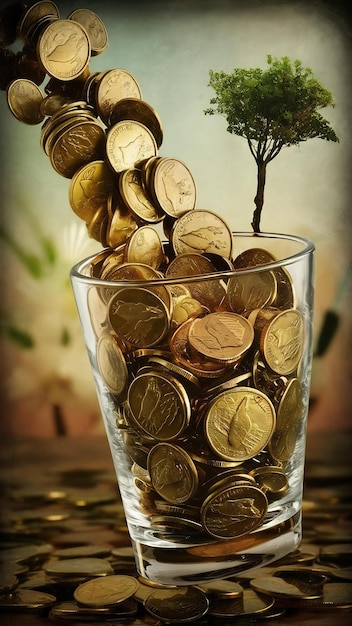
[{"xmin": 1, "ymin": 429, "xmax": 352, "ymax": 625}]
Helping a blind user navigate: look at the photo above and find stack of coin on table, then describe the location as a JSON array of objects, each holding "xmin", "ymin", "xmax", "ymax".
[{"xmin": 0, "ymin": 451, "xmax": 352, "ymax": 622}]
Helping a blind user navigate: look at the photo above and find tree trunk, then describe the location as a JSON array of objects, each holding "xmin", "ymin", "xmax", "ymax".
[{"xmin": 251, "ymin": 160, "xmax": 267, "ymax": 233}]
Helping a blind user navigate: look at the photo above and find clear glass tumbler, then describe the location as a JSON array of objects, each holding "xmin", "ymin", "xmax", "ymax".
[{"xmin": 70, "ymin": 232, "xmax": 314, "ymax": 586}]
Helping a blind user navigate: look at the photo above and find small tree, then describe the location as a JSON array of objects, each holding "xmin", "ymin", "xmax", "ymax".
[{"xmin": 205, "ymin": 55, "xmax": 339, "ymax": 232}]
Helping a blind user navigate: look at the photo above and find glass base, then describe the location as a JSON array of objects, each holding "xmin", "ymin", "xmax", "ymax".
[{"xmin": 132, "ymin": 512, "xmax": 301, "ymax": 586}]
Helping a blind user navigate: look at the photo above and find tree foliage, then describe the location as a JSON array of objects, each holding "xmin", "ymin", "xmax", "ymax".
[{"xmin": 205, "ymin": 55, "xmax": 339, "ymax": 232}]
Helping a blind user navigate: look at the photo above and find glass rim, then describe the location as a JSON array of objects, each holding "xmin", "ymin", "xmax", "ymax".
[{"xmin": 70, "ymin": 231, "xmax": 315, "ymax": 287}]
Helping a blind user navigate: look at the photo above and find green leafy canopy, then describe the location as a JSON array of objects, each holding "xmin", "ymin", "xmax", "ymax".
[
  {"xmin": 205, "ymin": 55, "xmax": 338, "ymax": 160},
  {"xmin": 204, "ymin": 55, "xmax": 338, "ymax": 231}
]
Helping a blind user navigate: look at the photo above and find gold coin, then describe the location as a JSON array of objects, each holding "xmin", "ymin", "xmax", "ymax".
[
  {"xmin": 26, "ymin": 14, "xmax": 57, "ymax": 48},
  {"xmin": 249, "ymin": 466, "xmax": 289, "ymax": 496},
  {"xmin": 251, "ymin": 350, "xmax": 284, "ymax": 394},
  {"xmin": 143, "ymin": 586, "xmax": 209, "ymax": 622},
  {"xmin": 269, "ymin": 377, "xmax": 303, "ymax": 463},
  {"xmin": 43, "ymin": 557, "xmax": 114, "ymax": 577},
  {"xmin": 0, "ymin": 543, "xmax": 52, "ymax": 564},
  {"xmin": 319, "ymin": 582, "xmax": 352, "ymax": 608},
  {"xmin": 95, "ymin": 69, "xmax": 142, "ymax": 124},
  {"xmin": 201, "ymin": 483, "xmax": 268, "ymax": 538},
  {"xmin": 119, "ymin": 168, "xmax": 164, "ymax": 223},
  {"xmin": 165, "ymin": 252, "xmax": 226, "ymax": 312},
  {"xmin": 0, "ymin": 588, "xmax": 57, "ymax": 611},
  {"xmin": 97, "ymin": 333, "xmax": 129, "ymax": 397},
  {"xmin": 73, "ymin": 574, "xmax": 139, "ymax": 607},
  {"xmin": 68, "ymin": 8, "xmax": 108, "ymax": 56},
  {"xmin": 128, "ymin": 371, "xmax": 191, "ymax": 440},
  {"xmin": 233, "ymin": 247, "xmax": 295, "ymax": 309},
  {"xmin": 7, "ymin": 78, "xmax": 44, "ymax": 124},
  {"xmin": 147, "ymin": 442, "xmax": 198, "ymax": 504},
  {"xmin": 171, "ymin": 294, "xmax": 206, "ymax": 327},
  {"xmin": 69, "ymin": 160, "xmax": 116, "ymax": 221},
  {"xmin": 201, "ymin": 371, "xmax": 252, "ymax": 398},
  {"xmin": 210, "ymin": 588, "xmax": 274, "ymax": 617},
  {"xmin": 106, "ymin": 199, "xmax": 138, "ymax": 249},
  {"xmin": 151, "ymin": 157, "xmax": 196, "ymax": 217},
  {"xmin": 49, "ymin": 119, "xmax": 106, "ymax": 178},
  {"xmin": 43, "ymin": 111, "xmax": 97, "ymax": 156},
  {"xmin": 101, "ymin": 262, "xmax": 170, "ymax": 309},
  {"xmin": 40, "ymin": 93, "xmax": 71, "ymax": 117},
  {"xmin": 49, "ymin": 600, "xmax": 136, "ymax": 619},
  {"xmin": 17, "ymin": 1, "xmax": 59, "ymax": 42},
  {"xmin": 150, "ymin": 515, "xmax": 203, "ymax": 534},
  {"xmin": 109, "ymin": 97, "xmax": 163, "ymax": 147},
  {"xmin": 197, "ymin": 579, "xmax": 244, "ymax": 599},
  {"xmin": 40, "ymin": 102, "xmax": 95, "ymax": 154},
  {"xmin": 169, "ymin": 319, "xmax": 228, "ymax": 378},
  {"xmin": 204, "ymin": 387, "xmax": 276, "ymax": 462},
  {"xmin": 188, "ymin": 312, "xmax": 254, "ymax": 364},
  {"xmin": 147, "ymin": 355, "xmax": 200, "ymax": 390},
  {"xmin": 171, "ymin": 209, "xmax": 233, "ymax": 258},
  {"xmin": 250, "ymin": 575, "xmax": 323, "ymax": 600},
  {"xmin": 37, "ymin": 19, "xmax": 91, "ymax": 81},
  {"xmin": 260, "ymin": 308, "xmax": 304, "ymax": 375},
  {"xmin": 124, "ymin": 226, "xmax": 164, "ymax": 270},
  {"xmin": 106, "ymin": 120, "xmax": 157, "ymax": 174},
  {"xmin": 108, "ymin": 286, "xmax": 170, "ymax": 348},
  {"xmin": 227, "ymin": 269, "xmax": 277, "ymax": 315}
]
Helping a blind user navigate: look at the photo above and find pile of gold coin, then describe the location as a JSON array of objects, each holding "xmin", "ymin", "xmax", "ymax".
[
  {"xmin": 0, "ymin": 454, "xmax": 351, "ymax": 622},
  {"xmin": 91, "ymin": 237, "xmax": 304, "ymax": 545}
]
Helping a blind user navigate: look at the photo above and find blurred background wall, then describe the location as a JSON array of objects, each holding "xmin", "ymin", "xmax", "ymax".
[{"xmin": 0, "ymin": 0, "xmax": 351, "ymax": 436}]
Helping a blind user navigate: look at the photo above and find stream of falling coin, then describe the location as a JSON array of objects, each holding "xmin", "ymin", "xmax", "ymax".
[{"xmin": 1, "ymin": 0, "xmax": 352, "ymax": 622}]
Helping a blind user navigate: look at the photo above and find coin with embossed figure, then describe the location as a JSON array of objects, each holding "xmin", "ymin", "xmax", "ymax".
[
  {"xmin": 74, "ymin": 574, "xmax": 139, "ymax": 607},
  {"xmin": 165, "ymin": 253, "xmax": 226, "ymax": 311},
  {"xmin": 124, "ymin": 225, "xmax": 164, "ymax": 269},
  {"xmin": 97, "ymin": 333, "xmax": 128, "ymax": 397},
  {"xmin": 119, "ymin": 168, "xmax": 164, "ymax": 223},
  {"xmin": 49, "ymin": 119, "xmax": 106, "ymax": 178},
  {"xmin": 227, "ymin": 269, "xmax": 277, "ymax": 315},
  {"xmin": 204, "ymin": 386, "xmax": 276, "ymax": 462},
  {"xmin": 69, "ymin": 160, "xmax": 116, "ymax": 221},
  {"xmin": 151, "ymin": 157, "xmax": 196, "ymax": 217},
  {"xmin": 269, "ymin": 377, "xmax": 303, "ymax": 462},
  {"xmin": 188, "ymin": 312, "xmax": 254, "ymax": 364},
  {"xmin": 7, "ymin": 78, "xmax": 44, "ymax": 124},
  {"xmin": 201, "ymin": 483, "xmax": 268, "ymax": 538},
  {"xmin": 110, "ymin": 97, "xmax": 163, "ymax": 147},
  {"xmin": 143, "ymin": 585, "xmax": 209, "ymax": 622},
  {"xmin": 170, "ymin": 319, "xmax": 228, "ymax": 378},
  {"xmin": 148, "ymin": 442, "xmax": 198, "ymax": 504},
  {"xmin": 128, "ymin": 371, "xmax": 191, "ymax": 440},
  {"xmin": 106, "ymin": 120, "xmax": 157, "ymax": 174},
  {"xmin": 68, "ymin": 8, "xmax": 108, "ymax": 55},
  {"xmin": 172, "ymin": 209, "xmax": 233, "ymax": 258},
  {"xmin": 37, "ymin": 19, "xmax": 90, "ymax": 80},
  {"xmin": 108, "ymin": 287, "xmax": 170, "ymax": 348},
  {"xmin": 233, "ymin": 247, "xmax": 295, "ymax": 309},
  {"xmin": 260, "ymin": 308, "xmax": 304, "ymax": 375},
  {"xmin": 95, "ymin": 69, "xmax": 142, "ymax": 124}
]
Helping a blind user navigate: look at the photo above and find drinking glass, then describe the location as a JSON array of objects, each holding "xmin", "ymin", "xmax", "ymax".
[{"xmin": 70, "ymin": 231, "xmax": 314, "ymax": 586}]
